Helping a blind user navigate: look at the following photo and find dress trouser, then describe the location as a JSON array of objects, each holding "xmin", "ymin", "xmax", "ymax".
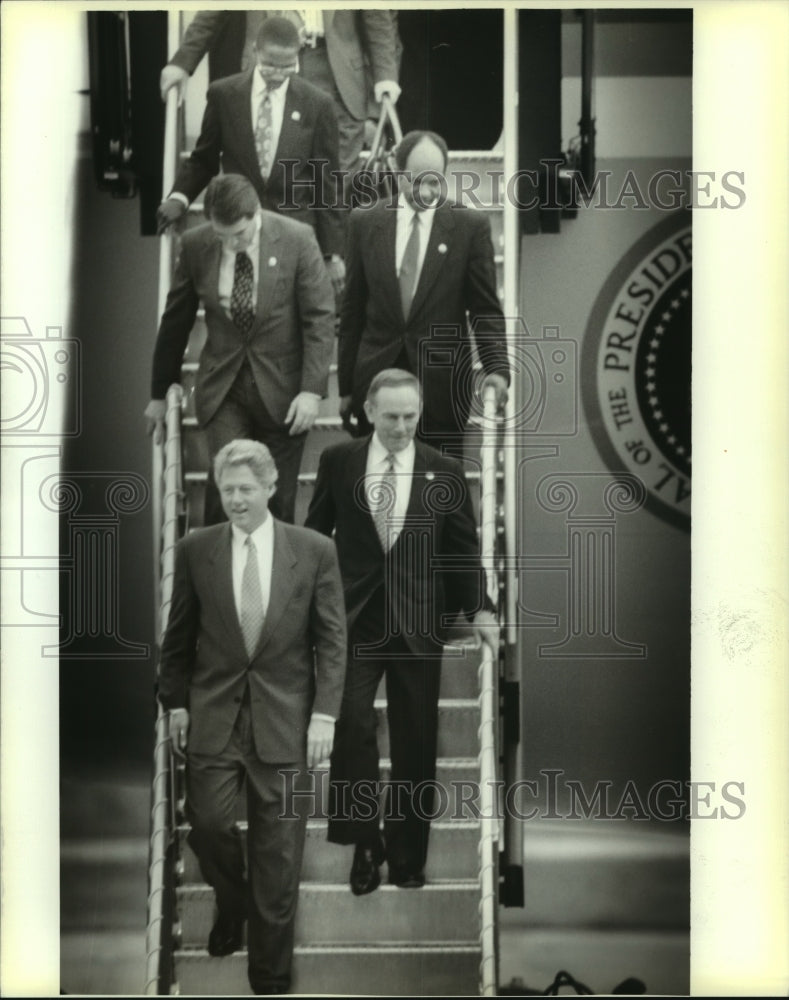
[
  {"xmin": 186, "ymin": 695, "xmax": 308, "ymax": 994},
  {"xmin": 300, "ymin": 40, "xmax": 367, "ymax": 176},
  {"xmin": 327, "ymin": 587, "xmax": 443, "ymax": 873},
  {"xmin": 202, "ymin": 363, "xmax": 307, "ymax": 526}
]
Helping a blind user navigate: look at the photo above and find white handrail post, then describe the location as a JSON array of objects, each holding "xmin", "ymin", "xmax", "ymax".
[
  {"xmin": 146, "ymin": 11, "xmax": 184, "ymax": 993},
  {"xmin": 501, "ymin": 3, "xmax": 525, "ymax": 895},
  {"xmin": 478, "ymin": 384, "xmax": 501, "ymax": 997}
]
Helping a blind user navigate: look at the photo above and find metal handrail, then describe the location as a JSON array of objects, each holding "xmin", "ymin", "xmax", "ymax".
[
  {"xmin": 477, "ymin": 385, "xmax": 502, "ymax": 996},
  {"xmin": 145, "ymin": 11, "xmax": 184, "ymax": 992},
  {"xmin": 500, "ymin": 4, "xmax": 525, "ymax": 896},
  {"xmin": 151, "ymin": 73, "xmax": 179, "ymax": 637},
  {"xmin": 144, "ymin": 383, "xmax": 184, "ymax": 995}
]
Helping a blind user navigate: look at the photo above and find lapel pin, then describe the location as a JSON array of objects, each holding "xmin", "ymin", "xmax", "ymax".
[
  {"xmin": 291, "ymin": 110, "xmax": 301, "ymax": 121},
  {"xmin": 437, "ymin": 243, "xmax": 448, "ymax": 254},
  {"xmin": 268, "ymin": 256, "xmax": 278, "ymax": 267},
  {"xmin": 425, "ymin": 471, "xmax": 435, "ymax": 481}
]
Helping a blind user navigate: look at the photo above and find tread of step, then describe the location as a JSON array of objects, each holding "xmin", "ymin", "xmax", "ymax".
[{"xmin": 172, "ymin": 941, "xmax": 482, "ymax": 996}]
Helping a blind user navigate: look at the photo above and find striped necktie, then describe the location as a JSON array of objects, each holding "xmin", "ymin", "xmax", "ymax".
[
  {"xmin": 399, "ymin": 213, "xmax": 421, "ymax": 319},
  {"xmin": 371, "ymin": 452, "xmax": 397, "ymax": 551}
]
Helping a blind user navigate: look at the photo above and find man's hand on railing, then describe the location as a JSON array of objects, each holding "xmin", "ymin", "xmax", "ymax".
[
  {"xmin": 306, "ymin": 715, "xmax": 335, "ymax": 769},
  {"xmin": 160, "ymin": 63, "xmax": 189, "ymax": 104},
  {"xmin": 144, "ymin": 399, "xmax": 167, "ymax": 445},
  {"xmin": 472, "ymin": 611, "xmax": 501, "ymax": 656},
  {"xmin": 481, "ymin": 372, "xmax": 509, "ymax": 410},
  {"xmin": 156, "ymin": 198, "xmax": 187, "ymax": 235},
  {"xmin": 168, "ymin": 708, "xmax": 190, "ymax": 760},
  {"xmin": 374, "ymin": 80, "xmax": 402, "ymax": 105},
  {"xmin": 285, "ymin": 391, "xmax": 320, "ymax": 436}
]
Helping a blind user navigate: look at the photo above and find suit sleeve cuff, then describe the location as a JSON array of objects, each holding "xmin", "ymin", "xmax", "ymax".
[
  {"xmin": 311, "ymin": 712, "xmax": 336, "ymax": 724},
  {"xmin": 166, "ymin": 191, "xmax": 190, "ymax": 208}
]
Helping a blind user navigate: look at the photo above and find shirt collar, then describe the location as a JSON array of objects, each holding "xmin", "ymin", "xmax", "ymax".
[
  {"xmin": 398, "ymin": 193, "xmax": 437, "ymax": 223},
  {"xmin": 253, "ymin": 68, "xmax": 290, "ymax": 102},
  {"xmin": 369, "ymin": 433, "xmax": 415, "ymax": 467},
  {"xmin": 224, "ymin": 211, "xmax": 262, "ymax": 260},
  {"xmin": 231, "ymin": 513, "xmax": 273, "ymax": 549}
]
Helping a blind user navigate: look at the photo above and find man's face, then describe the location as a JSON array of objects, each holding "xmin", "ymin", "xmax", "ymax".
[
  {"xmin": 210, "ymin": 213, "xmax": 258, "ymax": 253},
  {"xmin": 400, "ymin": 139, "xmax": 446, "ymax": 211},
  {"xmin": 217, "ymin": 463, "xmax": 275, "ymax": 533},
  {"xmin": 364, "ymin": 384, "xmax": 423, "ymax": 453},
  {"xmin": 254, "ymin": 41, "xmax": 300, "ymax": 89}
]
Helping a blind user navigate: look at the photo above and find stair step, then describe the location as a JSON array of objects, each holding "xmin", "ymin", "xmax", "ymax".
[
  {"xmin": 173, "ymin": 942, "xmax": 482, "ymax": 996},
  {"xmin": 176, "ymin": 881, "xmax": 481, "ymax": 946},
  {"xmin": 377, "ymin": 699, "xmax": 480, "ymax": 759},
  {"xmin": 179, "ymin": 819, "xmax": 481, "ymax": 885},
  {"xmin": 172, "ymin": 756, "xmax": 480, "ymax": 825}
]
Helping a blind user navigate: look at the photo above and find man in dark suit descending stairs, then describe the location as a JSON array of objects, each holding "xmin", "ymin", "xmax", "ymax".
[
  {"xmin": 144, "ymin": 174, "xmax": 335, "ymax": 525},
  {"xmin": 158, "ymin": 439, "xmax": 347, "ymax": 994},
  {"xmin": 156, "ymin": 16, "xmax": 347, "ymax": 295},
  {"xmin": 306, "ymin": 368, "xmax": 499, "ymax": 893}
]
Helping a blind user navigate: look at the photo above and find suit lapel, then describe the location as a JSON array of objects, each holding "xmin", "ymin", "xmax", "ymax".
[
  {"xmin": 201, "ymin": 233, "xmax": 223, "ymax": 310},
  {"xmin": 274, "ymin": 77, "xmax": 302, "ymax": 166},
  {"xmin": 207, "ymin": 525, "xmax": 248, "ymax": 661},
  {"xmin": 253, "ymin": 519, "xmax": 297, "ymax": 654},
  {"xmin": 229, "ymin": 71, "xmax": 261, "ymax": 180},
  {"xmin": 374, "ymin": 207, "xmax": 402, "ymax": 324},
  {"xmin": 408, "ymin": 204, "xmax": 455, "ymax": 320},
  {"xmin": 253, "ymin": 215, "xmax": 281, "ymax": 328}
]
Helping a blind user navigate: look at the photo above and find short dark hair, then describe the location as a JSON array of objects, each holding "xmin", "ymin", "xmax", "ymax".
[
  {"xmin": 214, "ymin": 439, "xmax": 278, "ymax": 488},
  {"xmin": 256, "ymin": 15, "xmax": 301, "ymax": 51},
  {"xmin": 393, "ymin": 130, "xmax": 449, "ymax": 172},
  {"xmin": 366, "ymin": 368, "xmax": 422, "ymax": 403},
  {"xmin": 203, "ymin": 174, "xmax": 259, "ymax": 225}
]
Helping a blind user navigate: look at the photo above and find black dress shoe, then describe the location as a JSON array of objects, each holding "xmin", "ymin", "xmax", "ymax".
[
  {"xmin": 388, "ymin": 865, "xmax": 425, "ymax": 888},
  {"xmin": 207, "ymin": 913, "xmax": 244, "ymax": 956},
  {"xmin": 349, "ymin": 839, "xmax": 385, "ymax": 896}
]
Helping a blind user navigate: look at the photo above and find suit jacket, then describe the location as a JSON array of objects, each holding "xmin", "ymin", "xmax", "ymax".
[
  {"xmin": 305, "ymin": 435, "xmax": 492, "ymax": 657},
  {"xmin": 158, "ymin": 519, "xmax": 347, "ymax": 761},
  {"xmin": 337, "ymin": 199, "xmax": 510, "ymax": 433},
  {"xmin": 151, "ymin": 209, "xmax": 334, "ymax": 427},
  {"xmin": 172, "ymin": 71, "xmax": 344, "ymax": 256},
  {"xmin": 170, "ymin": 9, "xmax": 400, "ymax": 122}
]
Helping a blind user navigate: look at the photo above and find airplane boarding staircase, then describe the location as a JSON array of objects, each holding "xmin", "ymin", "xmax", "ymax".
[{"xmin": 146, "ymin": 12, "xmax": 523, "ymax": 995}]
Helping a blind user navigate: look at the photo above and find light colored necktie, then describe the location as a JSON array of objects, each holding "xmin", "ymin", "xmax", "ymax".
[
  {"xmin": 399, "ymin": 213, "xmax": 421, "ymax": 319},
  {"xmin": 240, "ymin": 536, "xmax": 265, "ymax": 657},
  {"xmin": 371, "ymin": 453, "xmax": 397, "ymax": 551},
  {"xmin": 255, "ymin": 89, "xmax": 275, "ymax": 180},
  {"xmin": 230, "ymin": 251, "xmax": 254, "ymax": 334}
]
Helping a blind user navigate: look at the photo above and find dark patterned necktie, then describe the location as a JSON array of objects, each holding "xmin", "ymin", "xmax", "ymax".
[
  {"xmin": 230, "ymin": 251, "xmax": 254, "ymax": 335},
  {"xmin": 240, "ymin": 536, "xmax": 265, "ymax": 657},
  {"xmin": 399, "ymin": 213, "xmax": 421, "ymax": 319},
  {"xmin": 255, "ymin": 90, "xmax": 274, "ymax": 180}
]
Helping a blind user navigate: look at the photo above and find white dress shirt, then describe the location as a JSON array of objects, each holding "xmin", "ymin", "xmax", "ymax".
[
  {"xmin": 395, "ymin": 195, "xmax": 437, "ymax": 287},
  {"xmin": 231, "ymin": 516, "xmax": 335, "ymax": 723},
  {"xmin": 251, "ymin": 69, "xmax": 290, "ymax": 164},
  {"xmin": 217, "ymin": 212, "xmax": 262, "ymax": 318},
  {"xmin": 365, "ymin": 433, "xmax": 415, "ymax": 543},
  {"xmin": 231, "ymin": 516, "xmax": 273, "ymax": 624}
]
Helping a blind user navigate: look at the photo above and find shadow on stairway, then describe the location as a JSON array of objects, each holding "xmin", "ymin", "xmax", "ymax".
[{"xmin": 61, "ymin": 776, "xmax": 689, "ymax": 996}]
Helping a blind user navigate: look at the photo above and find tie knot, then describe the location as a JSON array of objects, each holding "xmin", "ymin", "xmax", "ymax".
[
  {"xmin": 245, "ymin": 535, "xmax": 256, "ymax": 552},
  {"xmin": 386, "ymin": 452, "xmax": 396, "ymax": 470}
]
